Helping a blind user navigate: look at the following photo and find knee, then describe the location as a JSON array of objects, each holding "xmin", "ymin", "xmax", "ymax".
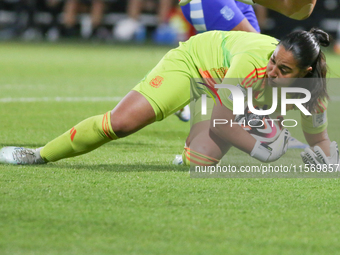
[{"xmin": 110, "ymin": 111, "xmax": 136, "ymax": 138}]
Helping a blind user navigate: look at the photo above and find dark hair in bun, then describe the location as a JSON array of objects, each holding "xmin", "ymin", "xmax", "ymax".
[
  {"xmin": 310, "ymin": 28, "xmax": 330, "ymax": 47},
  {"xmin": 279, "ymin": 28, "xmax": 330, "ymax": 112}
]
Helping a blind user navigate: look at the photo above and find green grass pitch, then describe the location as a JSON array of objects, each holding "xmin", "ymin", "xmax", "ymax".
[{"xmin": 1, "ymin": 41, "xmax": 340, "ymax": 254}]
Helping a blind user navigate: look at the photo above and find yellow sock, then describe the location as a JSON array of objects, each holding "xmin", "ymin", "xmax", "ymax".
[
  {"xmin": 40, "ymin": 111, "xmax": 117, "ymax": 162},
  {"xmin": 182, "ymin": 147, "xmax": 220, "ymax": 166}
]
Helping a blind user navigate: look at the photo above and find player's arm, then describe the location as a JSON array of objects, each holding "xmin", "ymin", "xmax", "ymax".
[
  {"xmin": 228, "ymin": 0, "xmax": 259, "ymax": 33},
  {"xmin": 232, "ymin": 18, "xmax": 258, "ymax": 33},
  {"xmin": 210, "ymin": 55, "xmax": 290, "ymax": 162},
  {"xmin": 210, "ymin": 102, "xmax": 256, "ymax": 154},
  {"xmin": 236, "ymin": 0, "xmax": 316, "ymax": 20},
  {"xmin": 210, "ymin": 55, "xmax": 257, "ymax": 154},
  {"xmin": 300, "ymin": 102, "xmax": 339, "ymax": 167},
  {"xmin": 210, "ymin": 101, "xmax": 290, "ymax": 162},
  {"xmin": 303, "ymin": 130, "xmax": 331, "ymax": 156}
]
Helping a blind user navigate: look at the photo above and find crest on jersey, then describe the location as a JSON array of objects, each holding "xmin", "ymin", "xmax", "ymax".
[{"xmin": 149, "ymin": 76, "xmax": 164, "ymax": 88}]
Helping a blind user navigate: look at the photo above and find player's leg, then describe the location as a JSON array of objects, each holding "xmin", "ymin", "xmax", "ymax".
[
  {"xmin": 0, "ymin": 90, "xmax": 158, "ymax": 164},
  {"xmin": 176, "ymin": 120, "xmax": 234, "ymax": 166},
  {"xmin": 63, "ymin": 0, "xmax": 79, "ymax": 29},
  {"xmin": 113, "ymin": 0, "xmax": 143, "ymax": 41},
  {"xmin": 252, "ymin": 0, "xmax": 316, "ymax": 20},
  {"xmin": 39, "ymin": 90, "xmax": 157, "ymax": 162},
  {"xmin": 175, "ymin": 97, "xmax": 232, "ymax": 166},
  {"xmin": 0, "ymin": 42, "xmax": 195, "ymax": 165},
  {"xmin": 39, "ymin": 44, "xmax": 194, "ymax": 163},
  {"xmin": 179, "ymin": 120, "xmax": 232, "ymax": 166},
  {"xmin": 90, "ymin": 0, "xmax": 105, "ymax": 30}
]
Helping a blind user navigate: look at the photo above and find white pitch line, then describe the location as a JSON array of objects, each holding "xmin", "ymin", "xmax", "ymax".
[{"xmin": 0, "ymin": 96, "xmax": 123, "ymax": 103}]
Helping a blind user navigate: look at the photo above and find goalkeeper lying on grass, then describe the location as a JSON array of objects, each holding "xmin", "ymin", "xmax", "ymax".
[{"xmin": 0, "ymin": 29, "xmax": 339, "ymax": 168}]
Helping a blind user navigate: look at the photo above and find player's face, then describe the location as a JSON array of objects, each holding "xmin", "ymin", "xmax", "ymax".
[{"xmin": 266, "ymin": 45, "xmax": 310, "ymax": 87}]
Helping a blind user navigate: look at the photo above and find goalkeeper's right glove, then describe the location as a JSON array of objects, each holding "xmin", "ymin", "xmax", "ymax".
[{"xmin": 250, "ymin": 129, "xmax": 291, "ymax": 162}]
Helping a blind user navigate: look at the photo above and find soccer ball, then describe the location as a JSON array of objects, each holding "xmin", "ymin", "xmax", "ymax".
[{"xmin": 236, "ymin": 106, "xmax": 283, "ymax": 144}]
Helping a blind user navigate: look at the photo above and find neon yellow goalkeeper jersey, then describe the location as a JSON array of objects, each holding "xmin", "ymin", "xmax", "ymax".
[
  {"xmin": 187, "ymin": 31, "xmax": 328, "ymax": 134},
  {"xmin": 133, "ymin": 30, "xmax": 327, "ymax": 133}
]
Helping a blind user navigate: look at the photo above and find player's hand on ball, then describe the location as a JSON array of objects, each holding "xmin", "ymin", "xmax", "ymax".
[
  {"xmin": 300, "ymin": 141, "xmax": 340, "ymax": 170},
  {"xmin": 250, "ymin": 129, "xmax": 291, "ymax": 162}
]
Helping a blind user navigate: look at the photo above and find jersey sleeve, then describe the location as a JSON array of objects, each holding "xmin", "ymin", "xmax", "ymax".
[
  {"xmin": 300, "ymin": 97, "xmax": 328, "ymax": 134},
  {"xmin": 181, "ymin": 0, "xmax": 247, "ymax": 32},
  {"xmin": 218, "ymin": 53, "xmax": 263, "ymax": 110}
]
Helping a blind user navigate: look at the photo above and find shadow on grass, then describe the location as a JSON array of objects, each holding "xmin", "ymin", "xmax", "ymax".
[
  {"xmin": 0, "ymin": 143, "xmax": 188, "ymax": 172},
  {"xmin": 26, "ymin": 163, "xmax": 189, "ymax": 173}
]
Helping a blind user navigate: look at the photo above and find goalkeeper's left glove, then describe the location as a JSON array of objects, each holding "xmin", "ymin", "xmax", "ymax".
[
  {"xmin": 178, "ymin": 0, "xmax": 192, "ymax": 6},
  {"xmin": 301, "ymin": 141, "xmax": 340, "ymax": 170}
]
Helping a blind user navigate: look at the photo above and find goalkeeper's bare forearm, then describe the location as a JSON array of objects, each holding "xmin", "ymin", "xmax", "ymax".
[
  {"xmin": 210, "ymin": 103, "xmax": 290, "ymax": 163},
  {"xmin": 210, "ymin": 103, "xmax": 257, "ymax": 154},
  {"xmin": 303, "ymin": 130, "xmax": 331, "ymax": 156}
]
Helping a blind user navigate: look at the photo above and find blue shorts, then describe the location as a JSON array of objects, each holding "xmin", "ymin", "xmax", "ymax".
[{"xmin": 181, "ymin": 0, "xmax": 260, "ymax": 33}]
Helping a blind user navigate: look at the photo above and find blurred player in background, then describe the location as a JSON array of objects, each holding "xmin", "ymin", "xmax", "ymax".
[
  {"xmin": 63, "ymin": 0, "xmax": 107, "ymax": 39},
  {"xmin": 179, "ymin": 0, "xmax": 317, "ymax": 20},
  {"xmin": 181, "ymin": 0, "xmax": 260, "ymax": 33},
  {"xmin": 114, "ymin": 0, "xmax": 173, "ymax": 41}
]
